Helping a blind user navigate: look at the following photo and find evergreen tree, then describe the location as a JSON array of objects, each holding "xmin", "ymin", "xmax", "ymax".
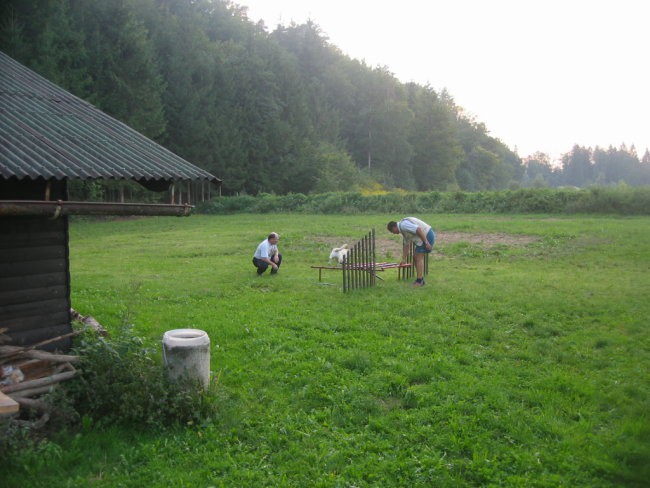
[
  {"xmin": 33, "ymin": 0, "xmax": 92, "ymax": 98},
  {"xmin": 407, "ymin": 84, "xmax": 462, "ymax": 190},
  {"xmin": 561, "ymin": 145, "xmax": 593, "ymax": 187},
  {"xmin": 523, "ymin": 152, "xmax": 555, "ymax": 187},
  {"xmin": 0, "ymin": 3, "xmax": 29, "ymax": 61},
  {"xmin": 74, "ymin": 0, "xmax": 167, "ymax": 139}
]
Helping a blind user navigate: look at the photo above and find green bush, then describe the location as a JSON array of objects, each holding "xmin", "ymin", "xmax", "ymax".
[
  {"xmin": 196, "ymin": 187, "xmax": 650, "ymax": 215},
  {"xmin": 198, "ymin": 194, "xmax": 257, "ymax": 214},
  {"xmin": 0, "ymin": 323, "xmax": 219, "ymax": 471},
  {"xmin": 567, "ymin": 185, "xmax": 650, "ymax": 214},
  {"xmin": 65, "ymin": 324, "xmax": 218, "ymax": 428}
]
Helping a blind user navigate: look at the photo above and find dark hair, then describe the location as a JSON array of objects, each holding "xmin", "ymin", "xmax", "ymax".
[{"xmin": 387, "ymin": 221, "xmax": 397, "ymax": 231}]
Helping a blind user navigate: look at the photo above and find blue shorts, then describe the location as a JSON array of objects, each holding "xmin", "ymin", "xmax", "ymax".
[{"xmin": 415, "ymin": 229, "xmax": 435, "ymax": 253}]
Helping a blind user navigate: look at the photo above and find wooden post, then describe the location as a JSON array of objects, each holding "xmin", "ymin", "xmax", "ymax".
[
  {"xmin": 363, "ymin": 233, "xmax": 368, "ymax": 288},
  {"xmin": 371, "ymin": 228, "xmax": 376, "ymax": 286}
]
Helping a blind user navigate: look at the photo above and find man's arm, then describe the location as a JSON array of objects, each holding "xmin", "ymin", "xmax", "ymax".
[
  {"xmin": 416, "ymin": 227, "xmax": 431, "ymax": 250},
  {"xmin": 263, "ymin": 256, "xmax": 278, "ymax": 269}
]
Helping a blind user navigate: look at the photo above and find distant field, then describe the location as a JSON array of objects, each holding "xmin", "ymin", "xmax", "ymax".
[{"xmin": 7, "ymin": 213, "xmax": 650, "ymax": 487}]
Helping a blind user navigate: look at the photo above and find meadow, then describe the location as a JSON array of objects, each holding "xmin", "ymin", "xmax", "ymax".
[{"xmin": 5, "ymin": 213, "xmax": 650, "ymax": 487}]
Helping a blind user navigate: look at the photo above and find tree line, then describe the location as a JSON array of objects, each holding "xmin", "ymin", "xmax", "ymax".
[
  {"xmin": 2, "ymin": 0, "xmax": 648, "ymax": 197},
  {"xmin": 525, "ymin": 145, "xmax": 650, "ymax": 188}
]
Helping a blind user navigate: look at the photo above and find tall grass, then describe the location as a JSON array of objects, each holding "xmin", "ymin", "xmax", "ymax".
[{"xmin": 4, "ymin": 213, "xmax": 649, "ymax": 487}]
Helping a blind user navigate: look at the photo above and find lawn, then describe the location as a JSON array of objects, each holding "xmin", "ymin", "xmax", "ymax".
[{"xmin": 5, "ymin": 213, "xmax": 650, "ymax": 487}]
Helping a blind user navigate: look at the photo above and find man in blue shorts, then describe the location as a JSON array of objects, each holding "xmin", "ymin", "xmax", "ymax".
[{"xmin": 387, "ymin": 217, "xmax": 435, "ymax": 287}]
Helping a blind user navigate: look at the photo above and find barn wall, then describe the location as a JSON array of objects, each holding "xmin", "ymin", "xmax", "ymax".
[{"xmin": 0, "ymin": 216, "xmax": 72, "ymax": 350}]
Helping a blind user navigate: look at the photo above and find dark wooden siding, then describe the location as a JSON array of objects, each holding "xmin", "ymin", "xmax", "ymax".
[{"xmin": 0, "ymin": 216, "xmax": 72, "ymax": 350}]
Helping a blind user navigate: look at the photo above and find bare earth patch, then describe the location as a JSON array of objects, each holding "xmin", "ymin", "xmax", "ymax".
[
  {"xmin": 315, "ymin": 232, "xmax": 539, "ymax": 259},
  {"xmin": 438, "ymin": 232, "xmax": 539, "ymax": 246}
]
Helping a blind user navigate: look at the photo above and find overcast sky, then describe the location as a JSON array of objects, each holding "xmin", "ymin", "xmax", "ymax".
[{"xmin": 238, "ymin": 0, "xmax": 649, "ymax": 161}]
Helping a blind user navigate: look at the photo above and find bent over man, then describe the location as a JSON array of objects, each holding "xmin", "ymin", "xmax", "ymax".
[
  {"xmin": 252, "ymin": 232, "xmax": 282, "ymax": 275},
  {"xmin": 387, "ymin": 217, "xmax": 435, "ymax": 287}
]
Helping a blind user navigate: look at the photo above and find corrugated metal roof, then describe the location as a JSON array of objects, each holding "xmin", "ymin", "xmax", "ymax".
[{"xmin": 0, "ymin": 51, "xmax": 220, "ymax": 184}]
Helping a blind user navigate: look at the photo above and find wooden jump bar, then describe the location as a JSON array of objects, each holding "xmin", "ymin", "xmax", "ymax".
[{"xmin": 311, "ymin": 262, "xmax": 413, "ymax": 282}]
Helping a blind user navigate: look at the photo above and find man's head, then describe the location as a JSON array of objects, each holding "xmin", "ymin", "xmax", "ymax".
[
  {"xmin": 387, "ymin": 221, "xmax": 399, "ymax": 234},
  {"xmin": 268, "ymin": 232, "xmax": 280, "ymax": 244}
]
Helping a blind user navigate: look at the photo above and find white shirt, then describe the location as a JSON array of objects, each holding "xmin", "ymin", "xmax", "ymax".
[
  {"xmin": 398, "ymin": 217, "xmax": 432, "ymax": 246},
  {"xmin": 254, "ymin": 239, "xmax": 272, "ymax": 260}
]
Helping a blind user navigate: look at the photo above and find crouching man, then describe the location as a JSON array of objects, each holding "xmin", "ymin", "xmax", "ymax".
[{"xmin": 252, "ymin": 232, "xmax": 282, "ymax": 275}]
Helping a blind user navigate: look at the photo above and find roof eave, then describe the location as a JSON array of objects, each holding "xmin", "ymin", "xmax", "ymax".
[{"xmin": 0, "ymin": 200, "xmax": 195, "ymax": 217}]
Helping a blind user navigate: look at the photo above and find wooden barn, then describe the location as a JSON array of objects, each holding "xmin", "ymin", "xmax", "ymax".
[{"xmin": 0, "ymin": 51, "xmax": 221, "ymax": 351}]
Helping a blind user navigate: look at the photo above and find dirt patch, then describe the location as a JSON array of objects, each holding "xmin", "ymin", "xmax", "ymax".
[
  {"xmin": 438, "ymin": 232, "xmax": 539, "ymax": 246},
  {"xmin": 314, "ymin": 232, "xmax": 539, "ymax": 259}
]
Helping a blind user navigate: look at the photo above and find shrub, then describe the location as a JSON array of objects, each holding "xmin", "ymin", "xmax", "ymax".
[
  {"xmin": 65, "ymin": 324, "xmax": 218, "ymax": 428},
  {"xmin": 196, "ymin": 187, "xmax": 650, "ymax": 215},
  {"xmin": 198, "ymin": 194, "xmax": 256, "ymax": 214}
]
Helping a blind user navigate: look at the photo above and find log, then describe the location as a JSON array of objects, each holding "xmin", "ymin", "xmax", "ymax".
[
  {"xmin": 0, "ymin": 390, "xmax": 19, "ymax": 415},
  {"xmin": 70, "ymin": 308, "xmax": 108, "ymax": 336},
  {"xmin": 11, "ymin": 413, "xmax": 50, "ymax": 429},
  {"xmin": 29, "ymin": 330, "xmax": 80, "ymax": 349},
  {"xmin": 0, "ymin": 330, "xmax": 80, "ymax": 362},
  {"xmin": 0, "ymin": 346, "xmax": 79, "ymax": 363},
  {"xmin": 1, "ymin": 370, "xmax": 78, "ymax": 394},
  {"xmin": 15, "ymin": 359, "xmax": 57, "ymax": 381},
  {"xmin": 8, "ymin": 385, "xmax": 58, "ymax": 398},
  {"xmin": 14, "ymin": 396, "xmax": 51, "ymax": 413}
]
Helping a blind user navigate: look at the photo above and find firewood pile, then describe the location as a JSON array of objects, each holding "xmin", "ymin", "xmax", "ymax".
[{"xmin": 0, "ymin": 310, "xmax": 106, "ymax": 425}]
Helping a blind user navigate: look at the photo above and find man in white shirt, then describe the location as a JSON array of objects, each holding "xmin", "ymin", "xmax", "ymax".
[
  {"xmin": 252, "ymin": 232, "xmax": 282, "ymax": 275},
  {"xmin": 387, "ymin": 217, "xmax": 435, "ymax": 287}
]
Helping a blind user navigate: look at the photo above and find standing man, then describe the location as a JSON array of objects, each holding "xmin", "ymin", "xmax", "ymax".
[
  {"xmin": 387, "ymin": 217, "xmax": 435, "ymax": 287},
  {"xmin": 253, "ymin": 232, "xmax": 282, "ymax": 275}
]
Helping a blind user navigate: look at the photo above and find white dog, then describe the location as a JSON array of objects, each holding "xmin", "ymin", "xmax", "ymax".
[{"xmin": 329, "ymin": 244, "xmax": 349, "ymax": 264}]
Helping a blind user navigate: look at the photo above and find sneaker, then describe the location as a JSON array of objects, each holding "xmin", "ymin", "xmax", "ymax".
[{"xmin": 413, "ymin": 279, "xmax": 425, "ymax": 287}]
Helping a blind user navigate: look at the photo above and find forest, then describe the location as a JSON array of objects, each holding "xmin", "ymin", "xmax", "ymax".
[{"xmin": 2, "ymin": 0, "xmax": 649, "ymax": 195}]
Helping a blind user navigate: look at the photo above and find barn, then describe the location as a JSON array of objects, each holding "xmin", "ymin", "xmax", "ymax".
[{"xmin": 0, "ymin": 51, "xmax": 221, "ymax": 351}]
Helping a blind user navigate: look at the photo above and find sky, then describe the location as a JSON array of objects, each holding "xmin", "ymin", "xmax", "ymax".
[{"xmin": 238, "ymin": 0, "xmax": 649, "ymax": 162}]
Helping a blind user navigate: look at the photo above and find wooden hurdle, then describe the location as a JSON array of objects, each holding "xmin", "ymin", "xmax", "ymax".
[
  {"xmin": 312, "ymin": 229, "xmax": 429, "ymax": 291},
  {"xmin": 342, "ymin": 229, "xmax": 376, "ymax": 292}
]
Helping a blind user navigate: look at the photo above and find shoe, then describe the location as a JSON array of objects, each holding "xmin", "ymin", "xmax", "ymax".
[{"xmin": 413, "ymin": 279, "xmax": 425, "ymax": 287}]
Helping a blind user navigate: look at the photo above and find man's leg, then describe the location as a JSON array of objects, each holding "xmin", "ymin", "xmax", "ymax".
[
  {"xmin": 253, "ymin": 257, "xmax": 268, "ymax": 275},
  {"xmin": 414, "ymin": 253, "xmax": 424, "ymax": 280}
]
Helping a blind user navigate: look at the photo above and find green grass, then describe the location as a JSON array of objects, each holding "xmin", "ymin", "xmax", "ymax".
[{"xmin": 5, "ymin": 213, "xmax": 650, "ymax": 487}]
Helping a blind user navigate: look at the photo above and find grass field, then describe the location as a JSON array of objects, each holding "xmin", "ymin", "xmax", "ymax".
[{"xmin": 6, "ymin": 213, "xmax": 650, "ymax": 487}]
